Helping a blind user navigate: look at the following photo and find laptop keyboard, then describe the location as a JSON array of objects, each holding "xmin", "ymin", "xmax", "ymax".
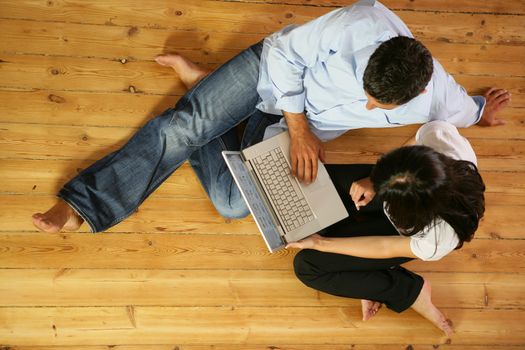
[{"xmin": 251, "ymin": 148, "xmax": 315, "ymax": 232}]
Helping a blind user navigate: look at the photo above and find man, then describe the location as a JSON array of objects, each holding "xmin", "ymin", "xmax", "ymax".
[{"xmin": 33, "ymin": 0, "xmax": 508, "ymax": 234}]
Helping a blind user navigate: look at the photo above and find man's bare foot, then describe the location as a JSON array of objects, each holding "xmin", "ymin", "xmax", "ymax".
[
  {"xmin": 478, "ymin": 87, "xmax": 511, "ymax": 126},
  {"xmin": 361, "ymin": 299, "xmax": 382, "ymax": 321},
  {"xmin": 411, "ymin": 279, "xmax": 454, "ymax": 337},
  {"xmin": 32, "ymin": 200, "xmax": 83, "ymax": 233},
  {"xmin": 155, "ymin": 54, "xmax": 211, "ymax": 89}
]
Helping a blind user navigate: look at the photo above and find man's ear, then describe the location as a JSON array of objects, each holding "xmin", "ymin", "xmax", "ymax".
[{"xmin": 420, "ymin": 89, "xmax": 427, "ymax": 95}]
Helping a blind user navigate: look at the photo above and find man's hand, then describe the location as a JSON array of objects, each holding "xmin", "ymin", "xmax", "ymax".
[
  {"xmin": 478, "ymin": 87, "xmax": 511, "ymax": 127},
  {"xmin": 285, "ymin": 233, "xmax": 322, "ymax": 250},
  {"xmin": 350, "ymin": 177, "xmax": 375, "ymax": 210},
  {"xmin": 284, "ymin": 111, "xmax": 326, "ymax": 184}
]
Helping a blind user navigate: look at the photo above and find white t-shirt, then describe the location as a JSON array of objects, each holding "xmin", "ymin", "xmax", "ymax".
[{"xmin": 388, "ymin": 120, "xmax": 477, "ymax": 261}]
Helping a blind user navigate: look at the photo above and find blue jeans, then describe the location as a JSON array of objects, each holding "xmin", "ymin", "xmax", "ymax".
[{"xmin": 59, "ymin": 41, "xmax": 279, "ymax": 232}]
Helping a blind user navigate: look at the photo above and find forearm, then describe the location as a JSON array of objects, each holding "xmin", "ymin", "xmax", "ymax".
[
  {"xmin": 283, "ymin": 111, "xmax": 310, "ymax": 137},
  {"xmin": 314, "ymin": 235, "xmax": 415, "ymax": 259}
]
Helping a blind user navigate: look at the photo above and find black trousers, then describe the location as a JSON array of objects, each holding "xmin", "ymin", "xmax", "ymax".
[{"xmin": 293, "ymin": 164, "xmax": 424, "ymax": 313}]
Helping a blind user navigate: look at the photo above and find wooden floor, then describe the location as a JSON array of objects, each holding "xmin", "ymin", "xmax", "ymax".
[{"xmin": 0, "ymin": 0, "xmax": 524, "ymax": 348}]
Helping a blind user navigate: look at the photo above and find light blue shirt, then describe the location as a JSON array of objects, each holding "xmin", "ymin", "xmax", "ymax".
[{"xmin": 256, "ymin": 0, "xmax": 485, "ymax": 141}]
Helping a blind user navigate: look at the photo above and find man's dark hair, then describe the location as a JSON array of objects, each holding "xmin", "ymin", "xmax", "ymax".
[
  {"xmin": 363, "ymin": 36, "xmax": 433, "ymax": 105},
  {"xmin": 370, "ymin": 145, "xmax": 485, "ymax": 248}
]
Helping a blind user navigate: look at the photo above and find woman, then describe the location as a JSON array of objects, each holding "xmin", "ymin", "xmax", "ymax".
[{"xmin": 286, "ymin": 122, "xmax": 485, "ymax": 337}]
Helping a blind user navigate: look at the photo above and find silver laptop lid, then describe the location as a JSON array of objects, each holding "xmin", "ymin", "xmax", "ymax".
[{"xmin": 222, "ymin": 151, "xmax": 285, "ymax": 252}]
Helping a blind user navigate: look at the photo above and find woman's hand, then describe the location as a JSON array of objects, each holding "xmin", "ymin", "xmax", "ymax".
[
  {"xmin": 350, "ymin": 177, "xmax": 376, "ymax": 210},
  {"xmin": 285, "ymin": 233, "xmax": 323, "ymax": 250}
]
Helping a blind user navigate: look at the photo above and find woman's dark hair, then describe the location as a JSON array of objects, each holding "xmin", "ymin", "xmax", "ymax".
[
  {"xmin": 363, "ymin": 36, "xmax": 433, "ymax": 105},
  {"xmin": 370, "ymin": 146, "xmax": 485, "ymax": 247}
]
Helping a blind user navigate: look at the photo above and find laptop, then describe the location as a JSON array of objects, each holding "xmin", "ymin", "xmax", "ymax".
[{"xmin": 222, "ymin": 131, "xmax": 348, "ymax": 252}]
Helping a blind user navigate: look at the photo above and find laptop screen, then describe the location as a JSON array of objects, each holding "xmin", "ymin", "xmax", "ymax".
[{"xmin": 222, "ymin": 152, "xmax": 285, "ymax": 251}]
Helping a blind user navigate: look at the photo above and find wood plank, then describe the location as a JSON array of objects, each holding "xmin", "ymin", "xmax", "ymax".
[
  {"xmin": 428, "ymin": 41, "xmax": 525, "ymax": 77},
  {"xmin": 0, "ymin": 53, "xmax": 188, "ymax": 96},
  {"xmin": 0, "ymin": 269, "xmax": 522, "ymax": 309},
  {"xmin": 1, "ymin": 53, "xmax": 523, "ymax": 105},
  {"xmin": 0, "ymin": 19, "xmax": 258, "ymax": 62},
  {"xmin": 0, "ymin": 160, "xmax": 208, "ymax": 199},
  {"xmin": 0, "ymin": 232, "xmax": 523, "ymax": 272},
  {"xmin": 2, "ymin": 123, "xmax": 525, "ymax": 171},
  {"xmin": 396, "ymin": 11, "xmax": 525, "ymax": 45},
  {"xmin": 326, "ymin": 134, "xmax": 525, "ymax": 172},
  {"xmin": 1, "ymin": 19, "xmax": 524, "ymax": 77},
  {"xmin": 0, "ymin": 90, "xmax": 178, "ymax": 128},
  {"xmin": 0, "ymin": 122, "xmax": 137, "ymax": 160},
  {"xmin": 0, "ymin": 90, "xmax": 523, "ymax": 142},
  {"xmin": 2, "ymin": 347, "xmax": 524, "ymax": 350},
  {"xmin": 1, "ymin": 187, "xmax": 523, "ymax": 238},
  {"xmin": 1, "ymin": 1, "xmax": 524, "ymax": 44},
  {"xmin": 1, "ymin": 159, "xmax": 523, "ymax": 197},
  {"xmin": 0, "ymin": 306, "xmax": 523, "ymax": 345},
  {"xmin": 238, "ymin": 0, "xmax": 525, "ymax": 15},
  {"xmin": 452, "ymin": 75, "xmax": 525, "ymax": 107},
  {"xmin": 1, "ymin": 195, "xmax": 254, "ymax": 235}
]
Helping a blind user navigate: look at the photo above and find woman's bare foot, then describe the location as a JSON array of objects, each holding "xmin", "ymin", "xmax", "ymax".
[
  {"xmin": 32, "ymin": 200, "xmax": 83, "ymax": 233},
  {"xmin": 361, "ymin": 299, "xmax": 382, "ymax": 321},
  {"xmin": 155, "ymin": 54, "xmax": 211, "ymax": 89},
  {"xmin": 411, "ymin": 279, "xmax": 454, "ymax": 337}
]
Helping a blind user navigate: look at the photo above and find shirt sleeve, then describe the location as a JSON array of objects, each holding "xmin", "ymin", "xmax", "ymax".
[
  {"xmin": 410, "ymin": 219, "xmax": 460, "ymax": 261},
  {"xmin": 416, "ymin": 120, "xmax": 477, "ymax": 164},
  {"xmin": 266, "ymin": 8, "xmax": 350, "ymax": 113},
  {"xmin": 430, "ymin": 59, "xmax": 486, "ymax": 127}
]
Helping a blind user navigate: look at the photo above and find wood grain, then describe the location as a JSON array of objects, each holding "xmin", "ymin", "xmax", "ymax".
[
  {"xmin": 3, "ymin": 346, "xmax": 525, "ymax": 350},
  {"xmin": 1, "ymin": 19, "xmax": 524, "ymax": 77},
  {"xmin": 1, "ymin": 1, "xmax": 524, "ymax": 44},
  {"xmin": 2, "ymin": 123, "xmax": 525, "ymax": 167},
  {"xmin": 1, "ymin": 188, "xmax": 524, "ymax": 238},
  {"xmin": 0, "ymin": 269, "xmax": 522, "ymax": 309},
  {"xmin": 1, "ymin": 159, "xmax": 524, "ymax": 196},
  {"xmin": 0, "ymin": 0, "xmax": 524, "ymax": 348},
  {"xmin": 1, "ymin": 53, "xmax": 524, "ymax": 105},
  {"xmin": 0, "ymin": 306, "xmax": 524, "ymax": 346},
  {"xmin": 0, "ymin": 232, "xmax": 523, "ymax": 272}
]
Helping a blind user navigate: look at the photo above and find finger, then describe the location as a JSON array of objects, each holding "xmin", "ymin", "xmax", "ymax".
[
  {"xmin": 297, "ymin": 156, "xmax": 306, "ymax": 182},
  {"xmin": 351, "ymin": 187, "xmax": 364, "ymax": 204},
  {"xmin": 302, "ymin": 155, "xmax": 312, "ymax": 184},
  {"xmin": 499, "ymin": 98, "xmax": 511, "ymax": 108},
  {"xmin": 357, "ymin": 198, "xmax": 370, "ymax": 207},
  {"xmin": 484, "ymin": 87, "xmax": 498, "ymax": 98},
  {"xmin": 495, "ymin": 93, "xmax": 511, "ymax": 104},
  {"xmin": 311, "ymin": 154, "xmax": 318, "ymax": 183},
  {"xmin": 290, "ymin": 151, "xmax": 298, "ymax": 177},
  {"xmin": 349, "ymin": 182, "xmax": 356, "ymax": 197},
  {"xmin": 490, "ymin": 89, "xmax": 508, "ymax": 101}
]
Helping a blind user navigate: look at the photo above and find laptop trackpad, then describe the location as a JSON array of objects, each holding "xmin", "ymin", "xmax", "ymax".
[{"xmin": 302, "ymin": 162, "xmax": 330, "ymax": 191}]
